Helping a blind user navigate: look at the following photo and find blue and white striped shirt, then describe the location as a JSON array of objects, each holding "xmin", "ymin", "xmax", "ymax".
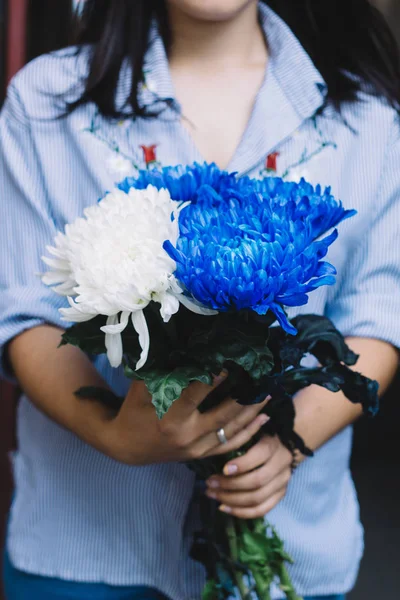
[{"xmin": 1, "ymin": 4, "xmax": 400, "ymax": 599}]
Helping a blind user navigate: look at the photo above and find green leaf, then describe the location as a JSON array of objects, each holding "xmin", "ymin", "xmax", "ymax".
[
  {"xmin": 252, "ymin": 517, "xmax": 268, "ymax": 537},
  {"xmin": 238, "ymin": 521, "xmax": 294, "ymax": 571},
  {"xmin": 238, "ymin": 530, "xmax": 272, "ymax": 566},
  {"xmin": 202, "ymin": 579, "xmax": 222, "ymax": 600},
  {"xmin": 138, "ymin": 366, "xmax": 213, "ymax": 419}
]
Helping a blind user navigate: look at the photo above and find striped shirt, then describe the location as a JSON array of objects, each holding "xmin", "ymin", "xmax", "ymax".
[{"xmin": 1, "ymin": 4, "xmax": 400, "ymax": 599}]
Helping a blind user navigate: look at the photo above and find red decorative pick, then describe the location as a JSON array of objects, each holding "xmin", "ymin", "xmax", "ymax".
[
  {"xmin": 266, "ymin": 152, "xmax": 280, "ymax": 172},
  {"xmin": 140, "ymin": 144, "xmax": 158, "ymax": 165}
]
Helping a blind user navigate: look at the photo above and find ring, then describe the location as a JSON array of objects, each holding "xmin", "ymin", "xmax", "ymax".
[{"xmin": 217, "ymin": 428, "xmax": 228, "ymax": 445}]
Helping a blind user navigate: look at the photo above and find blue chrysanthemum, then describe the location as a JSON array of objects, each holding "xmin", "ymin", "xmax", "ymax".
[
  {"xmin": 118, "ymin": 163, "xmax": 238, "ymax": 202},
  {"xmin": 123, "ymin": 163, "xmax": 355, "ymax": 334}
]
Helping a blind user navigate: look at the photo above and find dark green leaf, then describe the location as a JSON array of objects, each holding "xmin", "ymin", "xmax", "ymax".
[
  {"xmin": 138, "ymin": 366, "xmax": 213, "ymax": 419},
  {"xmin": 215, "ymin": 565, "xmax": 235, "ymax": 594},
  {"xmin": 283, "ymin": 364, "xmax": 379, "ymax": 416},
  {"xmin": 267, "ymin": 326, "xmax": 301, "ymax": 371},
  {"xmin": 331, "ymin": 364, "xmax": 379, "ymax": 416},
  {"xmin": 123, "ymin": 364, "xmax": 136, "ymax": 379},
  {"xmin": 187, "ymin": 319, "xmax": 221, "ymax": 349},
  {"xmin": 74, "ymin": 386, "xmax": 124, "ymax": 411},
  {"xmin": 291, "ymin": 315, "xmax": 359, "ymax": 366},
  {"xmin": 284, "ymin": 367, "xmax": 343, "ymax": 394},
  {"xmin": 268, "ymin": 315, "xmax": 359, "ymax": 371},
  {"xmin": 256, "ymin": 378, "xmax": 313, "ymax": 456},
  {"xmin": 209, "ymin": 336, "xmax": 274, "ymax": 381},
  {"xmin": 60, "ymin": 316, "xmax": 108, "ymax": 355},
  {"xmin": 183, "ymin": 310, "xmax": 274, "ymax": 377},
  {"xmin": 60, "ymin": 314, "xmax": 143, "ymax": 361},
  {"xmin": 198, "ymin": 360, "xmax": 271, "ymax": 414},
  {"xmin": 186, "ymin": 455, "xmax": 226, "ymax": 479}
]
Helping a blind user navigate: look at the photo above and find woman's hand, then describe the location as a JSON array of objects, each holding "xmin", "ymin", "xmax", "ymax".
[
  {"xmin": 201, "ymin": 337, "xmax": 399, "ymax": 520},
  {"xmin": 103, "ymin": 379, "xmax": 269, "ymax": 466},
  {"xmin": 9, "ymin": 325, "xmax": 268, "ymax": 467},
  {"xmin": 205, "ymin": 435, "xmax": 294, "ymax": 519}
]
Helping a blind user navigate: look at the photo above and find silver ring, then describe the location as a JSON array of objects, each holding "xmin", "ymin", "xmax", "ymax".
[{"xmin": 217, "ymin": 428, "xmax": 228, "ymax": 445}]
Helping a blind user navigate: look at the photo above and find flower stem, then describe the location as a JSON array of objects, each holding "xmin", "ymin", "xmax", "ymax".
[
  {"xmin": 225, "ymin": 515, "xmax": 250, "ymax": 599},
  {"xmin": 253, "ymin": 568, "xmax": 272, "ymax": 600},
  {"xmin": 279, "ymin": 564, "xmax": 303, "ymax": 600}
]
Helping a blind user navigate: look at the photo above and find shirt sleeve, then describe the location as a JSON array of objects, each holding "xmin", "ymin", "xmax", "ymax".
[
  {"xmin": 0, "ymin": 80, "xmax": 67, "ymax": 382},
  {"xmin": 325, "ymin": 121, "xmax": 400, "ymax": 349}
]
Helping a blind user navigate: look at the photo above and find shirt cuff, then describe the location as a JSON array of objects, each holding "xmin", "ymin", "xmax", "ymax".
[{"xmin": 0, "ymin": 285, "xmax": 67, "ymax": 383}]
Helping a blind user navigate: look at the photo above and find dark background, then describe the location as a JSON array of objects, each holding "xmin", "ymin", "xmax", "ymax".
[{"xmin": 0, "ymin": 1, "xmax": 399, "ymax": 599}]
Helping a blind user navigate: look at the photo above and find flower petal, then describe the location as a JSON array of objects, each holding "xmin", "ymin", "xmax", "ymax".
[
  {"xmin": 269, "ymin": 302, "xmax": 297, "ymax": 335},
  {"xmin": 41, "ymin": 256, "xmax": 70, "ymax": 270},
  {"xmin": 42, "ymin": 183, "xmax": 182, "ymax": 332},
  {"xmin": 101, "ymin": 311, "xmax": 130, "ymax": 334},
  {"xmin": 41, "ymin": 271, "xmax": 71, "ymax": 286},
  {"xmin": 178, "ymin": 294, "xmax": 218, "ymax": 316},
  {"xmin": 163, "ymin": 240, "xmax": 184, "ymax": 265},
  {"xmin": 104, "ymin": 318, "xmax": 124, "ymax": 368},
  {"xmin": 60, "ymin": 298, "xmax": 97, "ymax": 323},
  {"xmin": 157, "ymin": 293, "xmax": 180, "ymax": 322},
  {"xmin": 132, "ymin": 310, "xmax": 150, "ymax": 370},
  {"xmin": 52, "ymin": 281, "xmax": 78, "ymax": 296}
]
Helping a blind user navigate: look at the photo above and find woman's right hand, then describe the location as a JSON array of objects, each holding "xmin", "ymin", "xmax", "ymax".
[
  {"xmin": 8, "ymin": 326, "xmax": 268, "ymax": 467},
  {"xmin": 103, "ymin": 379, "xmax": 269, "ymax": 466}
]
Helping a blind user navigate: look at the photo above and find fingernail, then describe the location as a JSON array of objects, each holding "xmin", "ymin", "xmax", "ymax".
[
  {"xmin": 205, "ymin": 490, "xmax": 218, "ymax": 500},
  {"xmin": 207, "ymin": 479, "xmax": 220, "ymax": 489},
  {"xmin": 213, "ymin": 371, "xmax": 228, "ymax": 385},
  {"xmin": 219, "ymin": 505, "xmax": 232, "ymax": 514},
  {"xmin": 224, "ymin": 464, "xmax": 238, "ymax": 476},
  {"xmin": 259, "ymin": 415, "xmax": 269, "ymax": 426}
]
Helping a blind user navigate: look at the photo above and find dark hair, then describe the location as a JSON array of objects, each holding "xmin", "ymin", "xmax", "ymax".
[{"xmin": 70, "ymin": 0, "xmax": 400, "ymax": 118}]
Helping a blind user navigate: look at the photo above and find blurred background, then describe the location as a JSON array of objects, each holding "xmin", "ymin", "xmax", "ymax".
[{"xmin": 0, "ymin": 1, "xmax": 399, "ymax": 599}]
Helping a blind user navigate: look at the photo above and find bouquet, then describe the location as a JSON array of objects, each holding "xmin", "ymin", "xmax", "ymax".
[{"xmin": 42, "ymin": 163, "xmax": 378, "ymax": 600}]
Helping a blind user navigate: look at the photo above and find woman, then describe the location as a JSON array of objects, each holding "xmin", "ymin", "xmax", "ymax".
[{"xmin": 0, "ymin": 1, "xmax": 399, "ymax": 599}]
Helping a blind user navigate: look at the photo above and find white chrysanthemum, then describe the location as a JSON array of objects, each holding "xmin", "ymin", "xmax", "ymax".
[{"xmin": 42, "ymin": 185, "xmax": 186, "ymax": 369}]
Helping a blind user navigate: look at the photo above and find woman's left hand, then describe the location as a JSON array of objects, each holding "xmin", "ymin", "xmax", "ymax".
[{"xmin": 205, "ymin": 436, "xmax": 295, "ymax": 519}]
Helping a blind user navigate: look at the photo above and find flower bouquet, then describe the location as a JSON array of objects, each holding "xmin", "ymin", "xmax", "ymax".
[{"xmin": 42, "ymin": 164, "xmax": 378, "ymax": 600}]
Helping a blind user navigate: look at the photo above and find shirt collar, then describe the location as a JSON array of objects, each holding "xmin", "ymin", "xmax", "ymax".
[
  {"xmin": 139, "ymin": 2, "xmax": 327, "ymax": 118},
  {"xmin": 229, "ymin": 3, "xmax": 328, "ymax": 175},
  {"xmin": 138, "ymin": 23, "xmax": 176, "ymax": 111},
  {"xmin": 258, "ymin": 2, "xmax": 327, "ymax": 119},
  {"xmin": 136, "ymin": 3, "xmax": 328, "ymax": 176}
]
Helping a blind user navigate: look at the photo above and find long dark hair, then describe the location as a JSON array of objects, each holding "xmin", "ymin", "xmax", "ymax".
[{"xmin": 70, "ymin": 0, "xmax": 400, "ymax": 118}]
